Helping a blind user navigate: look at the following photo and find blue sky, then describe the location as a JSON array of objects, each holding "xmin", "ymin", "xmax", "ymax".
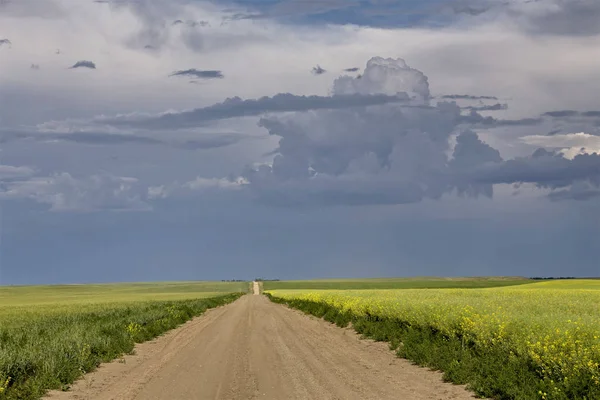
[
  {"xmin": 1, "ymin": 0, "xmax": 600, "ymax": 284},
  {"xmin": 222, "ymin": 0, "xmax": 457, "ymax": 28}
]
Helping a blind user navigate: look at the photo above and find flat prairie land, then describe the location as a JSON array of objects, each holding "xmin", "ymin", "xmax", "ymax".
[
  {"xmin": 0, "ymin": 281, "xmax": 247, "ymax": 399},
  {"xmin": 267, "ymin": 279, "xmax": 600, "ymax": 399},
  {"xmin": 44, "ymin": 287, "xmax": 477, "ymax": 400},
  {"xmin": 3, "ymin": 278, "xmax": 598, "ymax": 400},
  {"xmin": 262, "ymin": 276, "xmax": 532, "ymax": 290},
  {"xmin": 0, "ymin": 281, "xmax": 250, "ymax": 307}
]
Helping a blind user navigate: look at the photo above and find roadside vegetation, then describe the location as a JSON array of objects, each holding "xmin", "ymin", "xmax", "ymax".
[
  {"xmin": 266, "ymin": 279, "xmax": 600, "ymax": 400},
  {"xmin": 0, "ymin": 281, "xmax": 247, "ymax": 400}
]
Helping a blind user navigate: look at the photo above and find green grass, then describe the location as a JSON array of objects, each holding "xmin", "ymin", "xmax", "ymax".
[
  {"xmin": 0, "ymin": 281, "xmax": 249, "ymax": 307},
  {"xmin": 0, "ymin": 281, "xmax": 248, "ymax": 400},
  {"xmin": 266, "ymin": 279, "xmax": 600, "ymax": 400},
  {"xmin": 263, "ymin": 276, "xmax": 532, "ymax": 291}
]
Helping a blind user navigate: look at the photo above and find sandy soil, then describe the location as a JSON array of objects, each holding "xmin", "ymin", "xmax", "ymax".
[{"xmin": 46, "ymin": 289, "xmax": 477, "ymax": 400}]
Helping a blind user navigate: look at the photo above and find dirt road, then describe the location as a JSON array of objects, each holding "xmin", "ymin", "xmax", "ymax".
[{"xmin": 47, "ymin": 287, "xmax": 475, "ymax": 400}]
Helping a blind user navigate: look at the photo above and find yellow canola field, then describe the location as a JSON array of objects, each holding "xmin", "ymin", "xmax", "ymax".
[{"xmin": 268, "ymin": 280, "xmax": 600, "ymax": 394}]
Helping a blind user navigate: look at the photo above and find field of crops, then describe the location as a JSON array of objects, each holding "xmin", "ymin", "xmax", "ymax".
[
  {"xmin": 0, "ymin": 281, "xmax": 248, "ymax": 400},
  {"xmin": 267, "ymin": 280, "xmax": 600, "ymax": 400},
  {"xmin": 262, "ymin": 276, "xmax": 532, "ymax": 290}
]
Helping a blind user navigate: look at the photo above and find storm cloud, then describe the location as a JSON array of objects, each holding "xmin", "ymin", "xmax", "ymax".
[
  {"xmin": 238, "ymin": 57, "xmax": 600, "ymax": 207},
  {"xmin": 311, "ymin": 65, "xmax": 326, "ymax": 75},
  {"xmin": 103, "ymin": 92, "xmax": 412, "ymax": 130},
  {"xmin": 465, "ymin": 103, "xmax": 508, "ymax": 112},
  {"xmin": 69, "ymin": 60, "xmax": 96, "ymax": 69},
  {"xmin": 169, "ymin": 69, "xmax": 224, "ymax": 79}
]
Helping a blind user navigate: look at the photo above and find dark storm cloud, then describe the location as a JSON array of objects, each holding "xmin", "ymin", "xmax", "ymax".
[
  {"xmin": 541, "ymin": 110, "xmax": 600, "ymax": 119},
  {"xmin": 543, "ymin": 110, "xmax": 579, "ymax": 118},
  {"xmin": 69, "ymin": 60, "xmax": 96, "ymax": 69},
  {"xmin": 53, "ymin": 132, "xmax": 162, "ymax": 145},
  {"xmin": 459, "ymin": 110, "xmax": 542, "ymax": 127},
  {"xmin": 0, "ymin": 129, "xmax": 245, "ymax": 150},
  {"xmin": 103, "ymin": 92, "xmax": 411, "ymax": 130},
  {"xmin": 169, "ymin": 69, "xmax": 224, "ymax": 79},
  {"xmin": 465, "ymin": 103, "xmax": 508, "ymax": 111},
  {"xmin": 468, "ymin": 150, "xmax": 600, "ymax": 189},
  {"xmin": 175, "ymin": 134, "xmax": 246, "ymax": 150},
  {"xmin": 312, "ymin": 65, "xmax": 326, "ymax": 75}
]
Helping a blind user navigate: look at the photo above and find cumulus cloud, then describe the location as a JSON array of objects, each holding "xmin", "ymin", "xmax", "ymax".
[
  {"xmin": 519, "ymin": 132, "xmax": 600, "ymax": 159},
  {"xmin": 103, "ymin": 92, "xmax": 411, "ymax": 130},
  {"xmin": 237, "ymin": 56, "xmax": 600, "ymax": 206},
  {"xmin": 169, "ymin": 69, "xmax": 224, "ymax": 79},
  {"xmin": 241, "ymin": 57, "xmax": 466, "ymax": 205},
  {"xmin": 0, "ymin": 165, "xmax": 35, "ymax": 180},
  {"xmin": 147, "ymin": 176, "xmax": 247, "ymax": 199},
  {"xmin": 0, "ymin": 173, "xmax": 150, "ymax": 212},
  {"xmin": 69, "ymin": 60, "xmax": 96, "ymax": 69},
  {"xmin": 334, "ymin": 57, "xmax": 430, "ymax": 102},
  {"xmin": 311, "ymin": 65, "xmax": 326, "ymax": 75}
]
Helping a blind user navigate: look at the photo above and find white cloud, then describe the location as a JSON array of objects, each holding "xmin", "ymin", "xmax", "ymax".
[
  {"xmin": 147, "ymin": 175, "xmax": 247, "ymax": 199},
  {"xmin": 0, "ymin": 173, "xmax": 151, "ymax": 212},
  {"xmin": 0, "ymin": 164, "xmax": 36, "ymax": 180},
  {"xmin": 519, "ymin": 132, "xmax": 600, "ymax": 159},
  {"xmin": 183, "ymin": 176, "xmax": 248, "ymax": 190}
]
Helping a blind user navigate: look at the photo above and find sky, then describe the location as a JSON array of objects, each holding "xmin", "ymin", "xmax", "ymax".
[{"xmin": 1, "ymin": 0, "xmax": 599, "ymax": 284}]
